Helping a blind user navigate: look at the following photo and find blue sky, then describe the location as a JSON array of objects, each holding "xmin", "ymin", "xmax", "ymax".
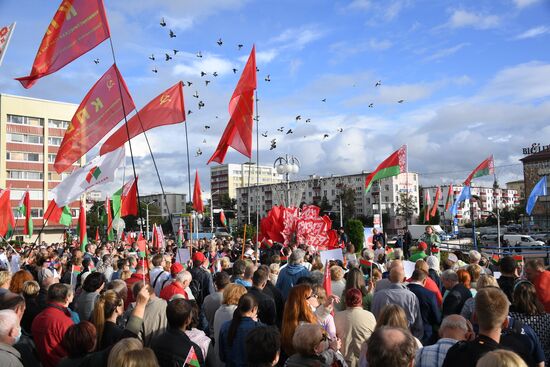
[{"xmin": 1, "ymin": 0, "xmax": 550, "ymax": 198}]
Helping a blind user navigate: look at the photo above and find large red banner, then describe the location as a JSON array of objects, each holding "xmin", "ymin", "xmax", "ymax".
[
  {"xmin": 54, "ymin": 64, "xmax": 135, "ymax": 173},
  {"xmin": 16, "ymin": 0, "xmax": 110, "ymax": 88}
]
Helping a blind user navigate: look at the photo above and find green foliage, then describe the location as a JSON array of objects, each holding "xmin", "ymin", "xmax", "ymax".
[
  {"xmin": 337, "ymin": 186, "xmax": 356, "ymax": 224},
  {"xmin": 346, "ymin": 219, "xmax": 365, "ymax": 252},
  {"xmin": 219, "ymin": 193, "xmax": 237, "ymax": 211},
  {"xmin": 233, "ymin": 224, "xmax": 257, "ymax": 241},
  {"xmin": 319, "ymin": 196, "xmax": 332, "ymax": 215},
  {"xmin": 396, "ymin": 193, "xmax": 416, "ymax": 225}
]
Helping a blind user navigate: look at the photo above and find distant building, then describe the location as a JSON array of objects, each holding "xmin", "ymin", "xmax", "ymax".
[
  {"xmin": 210, "ymin": 163, "xmax": 283, "ymax": 208},
  {"xmin": 140, "ymin": 193, "xmax": 187, "ymax": 219},
  {"xmin": 0, "ymin": 94, "xmax": 83, "ymax": 243},
  {"xmin": 421, "ymin": 185, "xmax": 520, "ymax": 225},
  {"xmin": 521, "ymin": 150, "xmax": 550, "ymax": 229},
  {"xmin": 236, "ymin": 172, "xmax": 420, "ymax": 231},
  {"xmin": 506, "ymin": 180, "xmax": 525, "ymax": 201}
]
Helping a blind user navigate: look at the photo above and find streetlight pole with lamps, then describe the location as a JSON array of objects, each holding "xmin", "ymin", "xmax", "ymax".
[
  {"xmin": 274, "ymin": 154, "xmax": 300, "ymax": 207},
  {"xmin": 144, "ymin": 200, "xmax": 158, "ymax": 241}
]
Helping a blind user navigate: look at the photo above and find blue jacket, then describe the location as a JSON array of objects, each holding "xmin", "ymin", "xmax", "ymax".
[
  {"xmin": 276, "ymin": 264, "xmax": 310, "ymax": 300},
  {"xmin": 407, "ymin": 283, "xmax": 441, "ymax": 345},
  {"xmin": 219, "ymin": 317, "xmax": 264, "ymax": 367}
]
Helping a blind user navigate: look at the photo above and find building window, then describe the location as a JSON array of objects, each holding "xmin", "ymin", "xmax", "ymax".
[
  {"xmin": 48, "ymin": 137, "xmax": 62, "ymax": 146},
  {"xmin": 384, "ymin": 196, "xmax": 389, "ymax": 202},
  {"xmin": 7, "ymin": 170, "xmax": 43, "ymax": 180},
  {"xmin": 6, "ymin": 133, "xmax": 43, "ymax": 144},
  {"xmin": 384, "ymin": 185, "xmax": 389, "ymax": 191},
  {"xmin": 30, "ymin": 208, "xmax": 44, "ymax": 218},
  {"xmin": 48, "ymin": 119, "xmax": 69, "ymax": 129},
  {"xmin": 48, "ymin": 154, "xmax": 56, "ymax": 163},
  {"xmin": 7, "ymin": 114, "xmax": 44, "ymax": 127}
]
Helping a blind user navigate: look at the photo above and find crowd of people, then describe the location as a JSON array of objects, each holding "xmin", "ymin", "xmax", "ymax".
[{"xmin": 0, "ymin": 224, "xmax": 548, "ymax": 367}]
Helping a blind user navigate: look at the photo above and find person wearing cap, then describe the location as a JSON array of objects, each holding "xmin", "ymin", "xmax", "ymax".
[
  {"xmin": 410, "ymin": 242, "xmax": 428, "ymax": 262},
  {"xmin": 159, "ymin": 266, "xmax": 192, "ymax": 302},
  {"xmin": 189, "ymin": 252, "xmax": 215, "ymax": 306}
]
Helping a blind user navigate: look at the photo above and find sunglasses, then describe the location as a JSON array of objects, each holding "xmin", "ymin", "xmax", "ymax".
[{"xmin": 307, "ymin": 293, "xmax": 319, "ymax": 300}]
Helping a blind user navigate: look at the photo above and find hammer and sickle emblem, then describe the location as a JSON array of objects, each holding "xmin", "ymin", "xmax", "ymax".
[
  {"xmin": 107, "ymin": 78, "xmax": 115, "ymax": 90},
  {"xmin": 160, "ymin": 94, "xmax": 171, "ymax": 105}
]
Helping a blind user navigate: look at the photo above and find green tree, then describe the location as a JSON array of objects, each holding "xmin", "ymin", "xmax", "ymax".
[
  {"xmin": 429, "ymin": 208, "xmax": 441, "ymax": 225},
  {"xmin": 219, "ymin": 193, "xmax": 237, "ymax": 211},
  {"xmin": 396, "ymin": 193, "xmax": 416, "ymax": 225},
  {"xmin": 346, "ymin": 219, "xmax": 365, "ymax": 252},
  {"xmin": 337, "ymin": 186, "xmax": 356, "ymax": 224},
  {"xmin": 319, "ymin": 195, "xmax": 332, "ymax": 215}
]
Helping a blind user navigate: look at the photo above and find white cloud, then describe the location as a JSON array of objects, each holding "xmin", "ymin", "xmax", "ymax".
[
  {"xmin": 368, "ymin": 38, "xmax": 393, "ymax": 51},
  {"xmin": 239, "ymin": 49, "xmax": 278, "ymax": 65},
  {"xmin": 513, "ymin": 0, "xmax": 541, "ymax": 8},
  {"xmin": 289, "ymin": 59, "xmax": 303, "ymax": 76},
  {"xmin": 448, "ymin": 9, "xmax": 501, "ymax": 29},
  {"xmin": 346, "ymin": 0, "xmax": 372, "ymax": 11},
  {"xmin": 424, "ymin": 43, "xmax": 469, "ymax": 61},
  {"xmin": 515, "ymin": 26, "xmax": 550, "ymax": 40},
  {"xmin": 172, "ymin": 53, "xmax": 234, "ymax": 77},
  {"xmin": 271, "ymin": 25, "xmax": 326, "ymax": 50}
]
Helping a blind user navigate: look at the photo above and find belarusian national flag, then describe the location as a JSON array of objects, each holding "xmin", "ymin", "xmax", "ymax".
[
  {"xmin": 184, "ymin": 346, "xmax": 200, "ymax": 367},
  {"xmin": 193, "ymin": 170, "xmax": 204, "ymax": 213},
  {"xmin": 365, "ymin": 145, "xmax": 407, "ymax": 193},
  {"xmin": 104, "ymin": 197, "xmax": 114, "ymax": 240},
  {"xmin": 177, "ymin": 218, "xmax": 183, "ymax": 247},
  {"xmin": 121, "ymin": 177, "xmax": 138, "ymax": 216},
  {"xmin": 220, "ymin": 210, "xmax": 227, "ymax": 227},
  {"xmin": 50, "ymin": 147, "xmax": 125, "ymax": 207},
  {"xmin": 430, "ymin": 186, "xmax": 441, "ymax": 218},
  {"xmin": 44, "ymin": 200, "xmax": 72, "ymax": 226},
  {"xmin": 18, "ymin": 191, "xmax": 33, "ymax": 237},
  {"xmin": 15, "ymin": 0, "xmax": 110, "ymax": 88},
  {"xmin": 100, "ymin": 81, "xmax": 186, "ymax": 155},
  {"xmin": 444, "ymin": 184, "xmax": 454, "ymax": 212},
  {"xmin": 464, "ymin": 155, "xmax": 494, "ymax": 186},
  {"xmin": 0, "ymin": 189, "xmax": 15, "ymax": 238},
  {"xmin": 424, "ymin": 189, "xmax": 431, "ymax": 223},
  {"xmin": 77, "ymin": 200, "xmax": 87, "ymax": 251},
  {"xmin": 137, "ymin": 237, "xmax": 147, "ymax": 258},
  {"xmin": 54, "ymin": 65, "xmax": 135, "ymax": 173}
]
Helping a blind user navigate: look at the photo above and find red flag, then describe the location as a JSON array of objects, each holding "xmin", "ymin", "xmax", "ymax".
[
  {"xmin": 208, "ymin": 46, "xmax": 256, "ymax": 164},
  {"xmin": 121, "ymin": 231, "xmax": 126, "ymax": 242},
  {"xmin": 54, "ymin": 64, "xmax": 135, "ymax": 173},
  {"xmin": 220, "ymin": 210, "xmax": 227, "ymax": 227},
  {"xmin": 121, "ymin": 177, "xmax": 138, "ymax": 216},
  {"xmin": 193, "ymin": 170, "xmax": 204, "ymax": 213},
  {"xmin": 323, "ymin": 260, "xmax": 332, "ymax": 297},
  {"xmin": 0, "ymin": 189, "xmax": 15, "ymax": 237},
  {"xmin": 16, "ymin": 0, "xmax": 110, "ymax": 88},
  {"xmin": 152, "ymin": 225, "xmax": 158, "ymax": 249},
  {"xmin": 430, "ymin": 186, "xmax": 441, "ymax": 218},
  {"xmin": 44, "ymin": 200, "xmax": 72, "ymax": 226},
  {"xmin": 78, "ymin": 200, "xmax": 87, "ymax": 251},
  {"xmin": 100, "ymin": 81, "xmax": 186, "ymax": 155},
  {"xmin": 445, "ymin": 184, "xmax": 454, "ymax": 211},
  {"xmin": 95, "ymin": 227, "xmax": 100, "ymax": 242},
  {"xmin": 424, "ymin": 190, "xmax": 431, "ymax": 223},
  {"xmin": 105, "ymin": 197, "xmax": 113, "ymax": 233}
]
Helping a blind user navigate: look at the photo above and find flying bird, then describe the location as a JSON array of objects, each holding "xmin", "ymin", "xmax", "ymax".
[
  {"xmin": 213, "ymin": 72, "xmax": 218, "ymax": 77},
  {"xmin": 270, "ymin": 139, "xmax": 277, "ymax": 150},
  {"xmin": 321, "ymin": 98, "xmax": 326, "ymax": 102},
  {"xmin": 152, "ymin": 68, "xmax": 158, "ymax": 73},
  {"xmin": 286, "ymin": 129, "xmax": 293, "ymax": 135},
  {"xmin": 305, "ymin": 118, "xmax": 311, "ymax": 123},
  {"xmin": 375, "ymin": 80, "xmax": 381, "ymax": 87},
  {"xmin": 204, "ymin": 125, "xmax": 210, "ymax": 130},
  {"xmin": 295, "ymin": 115, "xmax": 301, "ymax": 121},
  {"xmin": 238, "ymin": 44, "xmax": 243, "ymax": 50},
  {"xmin": 205, "ymin": 80, "xmax": 211, "ymax": 86},
  {"xmin": 232, "ymin": 68, "xmax": 238, "ymax": 74},
  {"xmin": 337, "ymin": 128, "xmax": 343, "ymax": 133},
  {"xmin": 187, "ymin": 110, "xmax": 193, "ymax": 115},
  {"xmin": 200, "ymin": 71, "xmax": 207, "ymax": 77},
  {"xmin": 196, "ymin": 51, "xmax": 203, "ymax": 58},
  {"xmin": 256, "ymin": 67, "xmax": 260, "ymax": 72},
  {"xmin": 195, "ymin": 148, "xmax": 202, "ymax": 157},
  {"xmin": 277, "ymin": 127, "xmax": 284, "ymax": 132},
  {"xmin": 264, "ymin": 75, "xmax": 271, "ymax": 82},
  {"xmin": 323, "ymin": 134, "xmax": 329, "ymax": 139},
  {"xmin": 198, "ymin": 101, "xmax": 205, "ymax": 109},
  {"xmin": 173, "ymin": 49, "xmax": 179, "ymax": 55},
  {"xmin": 368, "ymin": 103, "xmax": 374, "ymax": 108},
  {"xmin": 169, "ymin": 29, "xmax": 176, "ymax": 38},
  {"xmin": 160, "ymin": 17, "xmax": 166, "ymax": 27},
  {"xmin": 397, "ymin": 99, "xmax": 404, "ymax": 103},
  {"xmin": 203, "ymin": 139, "xmax": 207, "ymax": 143},
  {"xmin": 193, "ymin": 91, "xmax": 199, "ymax": 98},
  {"xmin": 186, "ymin": 81, "xmax": 193, "ymax": 86},
  {"xmin": 148, "ymin": 54, "xmax": 155, "ymax": 61},
  {"xmin": 261, "ymin": 132, "xmax": 268, "ymax": 137},
  {"xmin": 165, "ymin": 53, "xmax": 172, "ymax": 61},
  {"xmin": 93, "ymin": 58, "xmax": 100, "ymax": 64}
]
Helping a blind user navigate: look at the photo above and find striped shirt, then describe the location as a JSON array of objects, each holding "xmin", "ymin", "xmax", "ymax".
[{"xmin": 415, "ymin": 338, "xmax": 458, "ymax": 367}]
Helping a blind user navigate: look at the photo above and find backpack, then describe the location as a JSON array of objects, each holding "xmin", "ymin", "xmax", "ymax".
[{"xmin": 189, "ymin": 271, "xmax": 204, "ymax": 305}]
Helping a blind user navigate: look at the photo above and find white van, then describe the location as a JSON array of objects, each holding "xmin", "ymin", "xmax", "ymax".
[{"xmin": 502, "ymin": 234, "xmax": 545, "ymax": 247}]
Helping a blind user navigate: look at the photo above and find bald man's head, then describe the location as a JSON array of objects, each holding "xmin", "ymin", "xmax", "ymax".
[
  {"xmin": 366, "ymin": 327, "xmax": 417, "ymax": 367},
  {"xmin": 389, "ymin": 265, "xmax": 405, "ymax": 284}
]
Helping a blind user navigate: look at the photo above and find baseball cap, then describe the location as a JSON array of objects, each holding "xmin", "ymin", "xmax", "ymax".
[
  {"xmin": 417, "ymin": 242, "xmax": 428, "ymax": 251},
  {"xmin": 448, "ymin": 253, "xmax": 458, "ymax": 263},
  {"xmin": 170, "ymin": 262, "xmax": 184, "ymax": 276},
  {"xmin": 192, "ymin": 252, "xmax": 206, "ymax": 263}
]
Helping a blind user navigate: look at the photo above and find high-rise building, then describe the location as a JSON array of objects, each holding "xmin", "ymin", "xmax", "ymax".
[
  {"xmin": 0, "ymin": 94, "xmax": 84, "ymax": 243},
  {"xmin": 210, "ymin": 163, "xmax": 283, "ymax": 208},
  {"xmin": 521, "ymin": 150, "xmax": 550, "ymax": 229}
]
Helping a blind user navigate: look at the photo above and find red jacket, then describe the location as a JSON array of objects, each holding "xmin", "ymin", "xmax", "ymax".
[
  {"xmin": 533, "ymin": 270, "xmax": 550, "ymax": 312},
  {"xmin": 31, "ymin": 303, "xmax": 74, "ymax": 367},
  {"xmin": 159, "ymin": 281, "xmax": 188, "ymax": 301},
  {"xmin": 424, "ymin": 277, "xmax": 443, "ymax": 306},
  {"xmin": 125, "ymin": 272, "xmax": 149, "ymax": 306}
]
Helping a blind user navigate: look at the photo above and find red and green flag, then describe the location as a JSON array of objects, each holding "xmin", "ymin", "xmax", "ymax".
[
  {"xmin": 177, "ymin": 218, "xmax": 183, "ymax": 247},
  {"xmin": 220, "ymin": 210, "xmax": 227, "ymax": 227},
  {"xmin": 444, "ymin": 184, "xmax": 454, "ymax": 212},
  {"xmin": 491, "ymin": 254, "xmax": 500, "ymax": 265},
  {"xmin": 44, "ymin": 200, "xmax": 73, "ymax": 226},
  {"xmin": 0, "ymin": 189, "xmax": 15, "ymax": 238},
  {"xmin": 430, "ymin": 186, "xmax": 441, "ymax": 218},
  {"xmin": 464, "ymin": 155, "xmax": 494, "ymax": 186},
  {"xmin": 18, "ymin": 190, "xmax": 33, "ymax": 237},
  {"xmin": 185, "ymin": 346, "xmax": 200, "ymax": 367},
  {"xmin": 95, "ymin": 227, "xmax": 100, "ymax": 242},
  {"xmin": 365, "ymin": 145, "xmax": 407, "ymax": 193},
  {"xmin": 137, "ymin": 238, "xmax": 147, "ymax": 258},
  {"xmin": 77, "ymin": 200, "xmax": 87, "ymax": 252},
  {"xmin": 104, "ymin": 197, "xmax": 114, "ymax": 241}
]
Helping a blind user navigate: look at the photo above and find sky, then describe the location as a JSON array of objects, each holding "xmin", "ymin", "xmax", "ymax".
[{"xmin": 1, "ymin": 0, "xmax": 550, "ymax": 200}]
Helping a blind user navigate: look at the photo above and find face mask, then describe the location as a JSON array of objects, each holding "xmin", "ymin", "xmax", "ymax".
[{"xmin": 14, "ymin": 327, "xmax": 21, "ymax": 344}]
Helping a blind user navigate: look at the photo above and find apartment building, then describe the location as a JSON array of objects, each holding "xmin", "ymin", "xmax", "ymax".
[{"xmin": 0, "ymin": 94, "xmax": 83, "ymax": 243}]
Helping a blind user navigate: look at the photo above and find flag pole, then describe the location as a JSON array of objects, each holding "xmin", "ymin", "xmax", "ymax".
[
  {"xmin": 33, "ymin": 203, "xmax": 56, "ymax": 246},
  {"xmin": 254, "ymin": 90, "xmax": 260, "ymax": 262},
  {"xmin": 107, "ymin": 38, "xmax": 143, "ymax": 233},
  {"xmin": 241, "ymin": 224, "xmax": 247, "ymax": 259},
  {"xmin": 184, "ymin": 120, "xmax": 192, "ymax": 218}
]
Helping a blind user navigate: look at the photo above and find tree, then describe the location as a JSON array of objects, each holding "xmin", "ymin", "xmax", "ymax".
[
  {"xmin": 396, "ymin": 193, "xmax": 415, "ymax": 225},
  {"xmin": 124, "ymin": 201, "xmax": 163, "ymax": 231},
  {"xmin": 219, "ymin": 193, "xmax": 237, "ymax": 211},
  {"xmin": 428, "ymin": 208, "xmax": 441, "ymax": 225},
  {"xmin": 319, "ymin": 195, "xmax": 332, "ymax": 215},
  {"xmin": 346, "ymin": 219, "xmax": 365, "ymax": 252},
  {"xmin": 337, "ymin": 186, "xmax": 356, "ymax": 224}
]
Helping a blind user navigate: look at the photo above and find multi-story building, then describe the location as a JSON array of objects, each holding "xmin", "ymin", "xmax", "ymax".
[
  {"xmin": 236, "ymin": 172, "xmax": 420, "ymax": 231},
  {"xmin": 210, "ymin": 163, "xmax": 283, "ymax": 208},
  {"xmin": 421, "ymin": 185, "xmax": 520, "ymax": 224},
  {"xmin": 521, "ymin": 150, "xmax": 550, "ymax": 229},
  {"xmin": 0, "ymin": 94, "xmax": 83, "ymax": 243},
  {"xmin": 140, "ymin": 193, "xmax": 187, "ymax": 219},
  {"xmin": 506, "ymin": 180, "xmax": 525, "ymax": 201}
]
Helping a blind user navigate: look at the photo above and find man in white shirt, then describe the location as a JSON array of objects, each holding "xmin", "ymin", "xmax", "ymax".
[{"xmin": 149, "ymin": 254, "xmax": 171, "ymax": 296}]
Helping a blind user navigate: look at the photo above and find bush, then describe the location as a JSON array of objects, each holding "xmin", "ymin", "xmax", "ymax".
[{"xmin": 346, "ymin": 219, "xmax": 365, "ymax": 252}]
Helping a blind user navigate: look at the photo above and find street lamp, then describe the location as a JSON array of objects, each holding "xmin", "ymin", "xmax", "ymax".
[
  {"xmin": 493, "ymin": 180, "xmax": 506, "ymax": 251},
  {"xmin": 210, "ymin": 190, "xmax": 219, "ymax": 234},
  {"xmin": 274, "ymin": 154, "xmax": 300, "ymax": 207},
  {"xmin": 144, "ymin": 200, "xmax": 158, "ymax": 241}
]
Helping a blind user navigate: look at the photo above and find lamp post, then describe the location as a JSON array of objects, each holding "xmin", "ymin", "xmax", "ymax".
[
  {"xmin": 144, "ymin": 200, "xmax": 157, "ymax": 241},
  {"xmin": 274, "ymin": 154, "xmax": 300, "ymax": 207},
  {"xmin": 493, "ymin": 179, "xmax": 506, "ymax": 251},
  {"xmin": 210, "ymin": 190, "xmax": 219, "ymax": 234}
]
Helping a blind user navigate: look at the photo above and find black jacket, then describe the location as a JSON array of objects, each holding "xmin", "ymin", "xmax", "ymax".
[
  {"xmin": 189, "ymin": 266, "xmax": 215, "ymax": 306},
  {"xmin": 151, "ymin": 327, "xmax": 205, "ymax": 367},
  {"xmin": 407, "ymin": 283, "xmax": 441, "ymax": 345},
  {"xmin": 264, "ymin": 281, "xmax": 284, "ymax": 328},
  {"xmin": 442, "ymin": 283, "xmax": 472, "ymax": 317},
  {"xmin": 247, "ymin": 286, "xmax": 276, "ymax": 325}
]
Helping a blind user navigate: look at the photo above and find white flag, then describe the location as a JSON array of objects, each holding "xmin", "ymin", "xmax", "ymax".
[
  {"xmin": 0, "ymin": 22, "xmax": 16, "ymax": 67},
  {"xmin": 51, "ymin": 148, "xmax": 125, "ymax": 207}
]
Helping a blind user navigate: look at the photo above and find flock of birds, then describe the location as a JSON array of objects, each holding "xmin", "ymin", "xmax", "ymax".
[{"xmin": 93, "ymin": 17, "xmax": 407, "ymax": 158}]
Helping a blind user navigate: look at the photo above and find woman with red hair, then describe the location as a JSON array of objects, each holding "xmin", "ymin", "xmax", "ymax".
[
  {"xmin": 9, "ymin": 270, "xmax": 33, "ymax": 294},
  {"xmin": 457, "ymin": 268, "xmax": 476, "ymax": 298}
]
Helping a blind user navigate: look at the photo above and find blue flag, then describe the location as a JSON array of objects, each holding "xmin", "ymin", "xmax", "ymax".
[
  {"xmin": 526, "ymin": 176, "xmax": 547, "ymax": 215},
  {"xmin": 450, "ymin": 185, "xmax": 472, "ymax": 216}
]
